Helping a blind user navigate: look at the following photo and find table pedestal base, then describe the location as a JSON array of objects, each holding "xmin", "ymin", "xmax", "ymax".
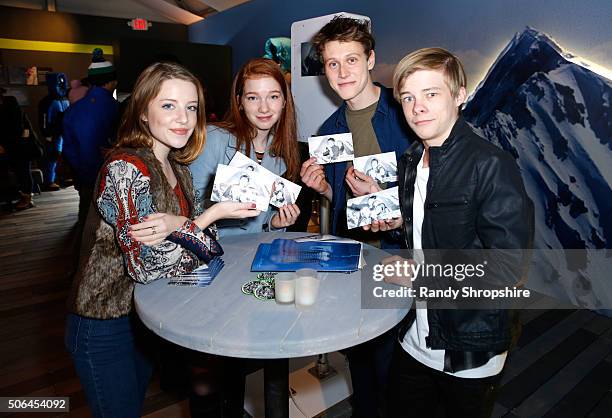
[
  {"xmin": 264, "ymin": 358, "xmax": 289, "ymax": 418},
  {"xmin": 307, "ymin": 353, "xmax": 338, "ymax": 381}
]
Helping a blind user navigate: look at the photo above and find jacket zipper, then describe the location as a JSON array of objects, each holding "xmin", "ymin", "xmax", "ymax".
[{"xmin": 402, "ymin": 154, "xmax": 418, "ymax": 250}]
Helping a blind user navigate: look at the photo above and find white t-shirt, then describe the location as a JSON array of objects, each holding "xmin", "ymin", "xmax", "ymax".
[{"xmin": 399, "ymin": 151, "xmax": 507, "ymax": 378}]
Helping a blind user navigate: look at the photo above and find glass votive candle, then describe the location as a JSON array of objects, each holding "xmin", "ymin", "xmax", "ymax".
[
  {"xmin": 274, "ymin": 272, "xmax": 296, "ymax": 304},
  {"xmin": 295, "ymin": 268, "xmax": 320, "ymax": 309}
]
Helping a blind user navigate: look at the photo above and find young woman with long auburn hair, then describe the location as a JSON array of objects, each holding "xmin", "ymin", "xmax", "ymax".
[
  {"xmin": 191, "ymin": 58, "xmax": 301, "ymax": 235},
  {"xmin": 188, "ymin": 57, "xmax": 302, "ymax": 417}
]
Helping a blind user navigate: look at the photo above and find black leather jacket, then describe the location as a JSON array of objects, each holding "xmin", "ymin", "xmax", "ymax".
[{"xmin": 397, "ymin": 117, "xmax": 533, "ymax": 354}]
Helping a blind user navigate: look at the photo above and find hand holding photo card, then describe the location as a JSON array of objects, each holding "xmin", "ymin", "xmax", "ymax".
[
  {"xmin": 270, "ymin": 177, "xmax": 302, "ymax": 208},
  {"xmin": 229, "ymin": 151, "xmax": 302, "ymax": 208},
  {"xmin": 353, "ymin": 151, "xmax": 398, "ymax": 183},
  {"xmin": 308, "ymin": 132, "xmax": 355, "ymax": 164},
  {"xmin": 211, "ymin": 164, "xmax": 272, "ymax": 211},
  {"xmin": 346, "ymin": 186, "xmax": 401, "ymax": 229}
]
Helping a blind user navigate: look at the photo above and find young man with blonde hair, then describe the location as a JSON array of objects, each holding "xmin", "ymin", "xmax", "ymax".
[{"xmin": 367, "ymin": 47, "xmax": 533, "ymax": 417}]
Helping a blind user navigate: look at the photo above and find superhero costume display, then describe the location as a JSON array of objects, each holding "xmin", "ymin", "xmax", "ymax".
[{"xmin": 38, "ymin": 72, "xmax": 70, "ymax": 189}]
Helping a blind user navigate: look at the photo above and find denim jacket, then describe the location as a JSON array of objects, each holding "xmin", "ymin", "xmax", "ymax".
[
  {"xmin": 319, "ymin": 84, "xmax": 414, "ymax": 239},
  {"xmin": 190, "ymin": 126, "xmax": 286, "ymax": 237}
]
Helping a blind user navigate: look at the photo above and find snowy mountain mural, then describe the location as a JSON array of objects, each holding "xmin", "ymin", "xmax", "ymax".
[{"xmin": 463, "ymin": 27, "xmax": 612, "ymax": 309}]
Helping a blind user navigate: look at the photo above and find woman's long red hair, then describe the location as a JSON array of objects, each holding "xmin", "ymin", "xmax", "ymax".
[{"xmin": 215, "ymin": 58, "xmax": 299, "ymax": 181}]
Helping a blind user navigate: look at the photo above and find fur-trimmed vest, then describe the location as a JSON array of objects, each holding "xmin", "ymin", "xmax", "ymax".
[{"xmin": 68, "ymin": 147, "xmax": 197, "ymax": 319}]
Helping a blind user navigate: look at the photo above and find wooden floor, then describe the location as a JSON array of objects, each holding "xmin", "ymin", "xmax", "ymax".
[
  {"xmin": 0, "ymin": 188, "xmax": 611, "ymax": 418},
  {"xmin": 0, "ymin": 188, "xmax": 191, "ymax": 418}
]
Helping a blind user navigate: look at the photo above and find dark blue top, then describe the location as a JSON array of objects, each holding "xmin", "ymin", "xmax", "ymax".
[
  {"xmin": 318, "ymin": 84, "xmax": 414, "ymax": 236},
  {"xmin": 63, "ymin": 86, "xmax": 119, "ymax": 188}
]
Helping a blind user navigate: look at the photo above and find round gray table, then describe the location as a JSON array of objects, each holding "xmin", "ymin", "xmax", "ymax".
[
  {"xmin": 134, "ymin": 231, "xmax": 411, "ymax": 417},
  {"xmin": 135, "ymin": 232, "xmax": 410, "ymax": 358}
]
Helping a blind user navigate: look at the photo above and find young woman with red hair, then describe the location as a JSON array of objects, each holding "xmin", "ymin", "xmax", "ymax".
[
  {"xmin": 189, "ymin": 58, "xmax": 302, "ymax": 417},
  {"xmin": 190, "ymin": 58, "xmax": 301, "ymax": 234}
]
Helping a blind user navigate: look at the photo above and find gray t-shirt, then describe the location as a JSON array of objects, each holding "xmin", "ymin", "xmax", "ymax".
[{"xmin": 342, "ymin": 101, "xmax": 384, "ymax": 247}]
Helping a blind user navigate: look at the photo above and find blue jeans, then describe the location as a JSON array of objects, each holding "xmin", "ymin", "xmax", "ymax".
[
  {"xmin": 65, "ymin": 313, "xmax": 154, "ymax": 418},
  {"xmin": 43, "ymin": 136, "xmax": 62, "ymax": 184}
]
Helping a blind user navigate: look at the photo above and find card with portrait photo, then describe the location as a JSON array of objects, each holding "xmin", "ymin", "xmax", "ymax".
[
  {"xmin": 308, "ymin": 132, "xmax": 355, "ymax": 164},
  {"xmin": 269, "ymin": 177, "xmax": 302, "ymax": 208},
  {"xmin": 211, "ymin": 164, "xmax": 272, "ymax": 211},
  {"xmin": 228, "ymin": 151, "xmax": 278, "ymax": 196},
  {"xmin": 353, "ymin": 151, "xmax": 398, "ymax": 183},
  {"xmin": 346, "ymin": 186, "xmax": 401, "ymax": 229}
]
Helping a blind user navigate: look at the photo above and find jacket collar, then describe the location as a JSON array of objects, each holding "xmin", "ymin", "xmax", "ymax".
[
  {"xmin": 226, "ymin": 130, "xmax": 272, "ymax": 152},
  {"xmin": 403, "ymin": 114, "xmax": 469, "ymax": 164},
  {"xmin": 434, "ymin": 114, "xmax": 471, "ymax": 154},
  {"xmin": 373, "ymin": 83, "xmax": 393, "ymax": 116}
]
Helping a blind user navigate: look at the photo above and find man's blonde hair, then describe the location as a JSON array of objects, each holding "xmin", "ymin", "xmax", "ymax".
[{"xmin": 393, "ymin": 47, "xmax": 466, "ymax": 102}]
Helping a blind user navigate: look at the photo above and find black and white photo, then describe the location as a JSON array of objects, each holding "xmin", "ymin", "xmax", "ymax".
[
  {"xmin": 229, "ymin": 151, "xmax": 277, "ymax": 196},
  {"xmin": 270, "ymin": 178, "xmax": 302, "ymax": 208},
  {"xmin": 211, "ymin": 164, "xmax": 272, "ymax": 211},
  {"xmin": 228, "ymin": 151, "xmax": 259, "ymax": 171},
  {"xmin": 353, "ymin": 151, "xmax": 398, "ymax": 183},
  {"xmin": 308, "ymin": 132, "xmax": 354, "ymax": 164},
  {"xmin": 346, "ymin": 187, "xmax": 401, "ymax": 229}
]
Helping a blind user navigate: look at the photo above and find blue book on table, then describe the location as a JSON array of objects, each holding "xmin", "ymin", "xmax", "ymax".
[{"xmin": 250, "ymin": 239, "xmax": 361, "ymax": 272}]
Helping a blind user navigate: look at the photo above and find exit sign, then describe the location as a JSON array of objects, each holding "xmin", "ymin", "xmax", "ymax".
[{"xmin": 128, "ymin": 18, "xmax": 151, "ymax": 31}]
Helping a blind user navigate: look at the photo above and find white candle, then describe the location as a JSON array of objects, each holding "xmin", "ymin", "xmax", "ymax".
[
  {"xmin": 295, "ymin": 269, "xmax": 320, "ymax": 308},
  {"xmin": 275, "ymin": 273, "xmax": 295, "ymax": 304}
]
